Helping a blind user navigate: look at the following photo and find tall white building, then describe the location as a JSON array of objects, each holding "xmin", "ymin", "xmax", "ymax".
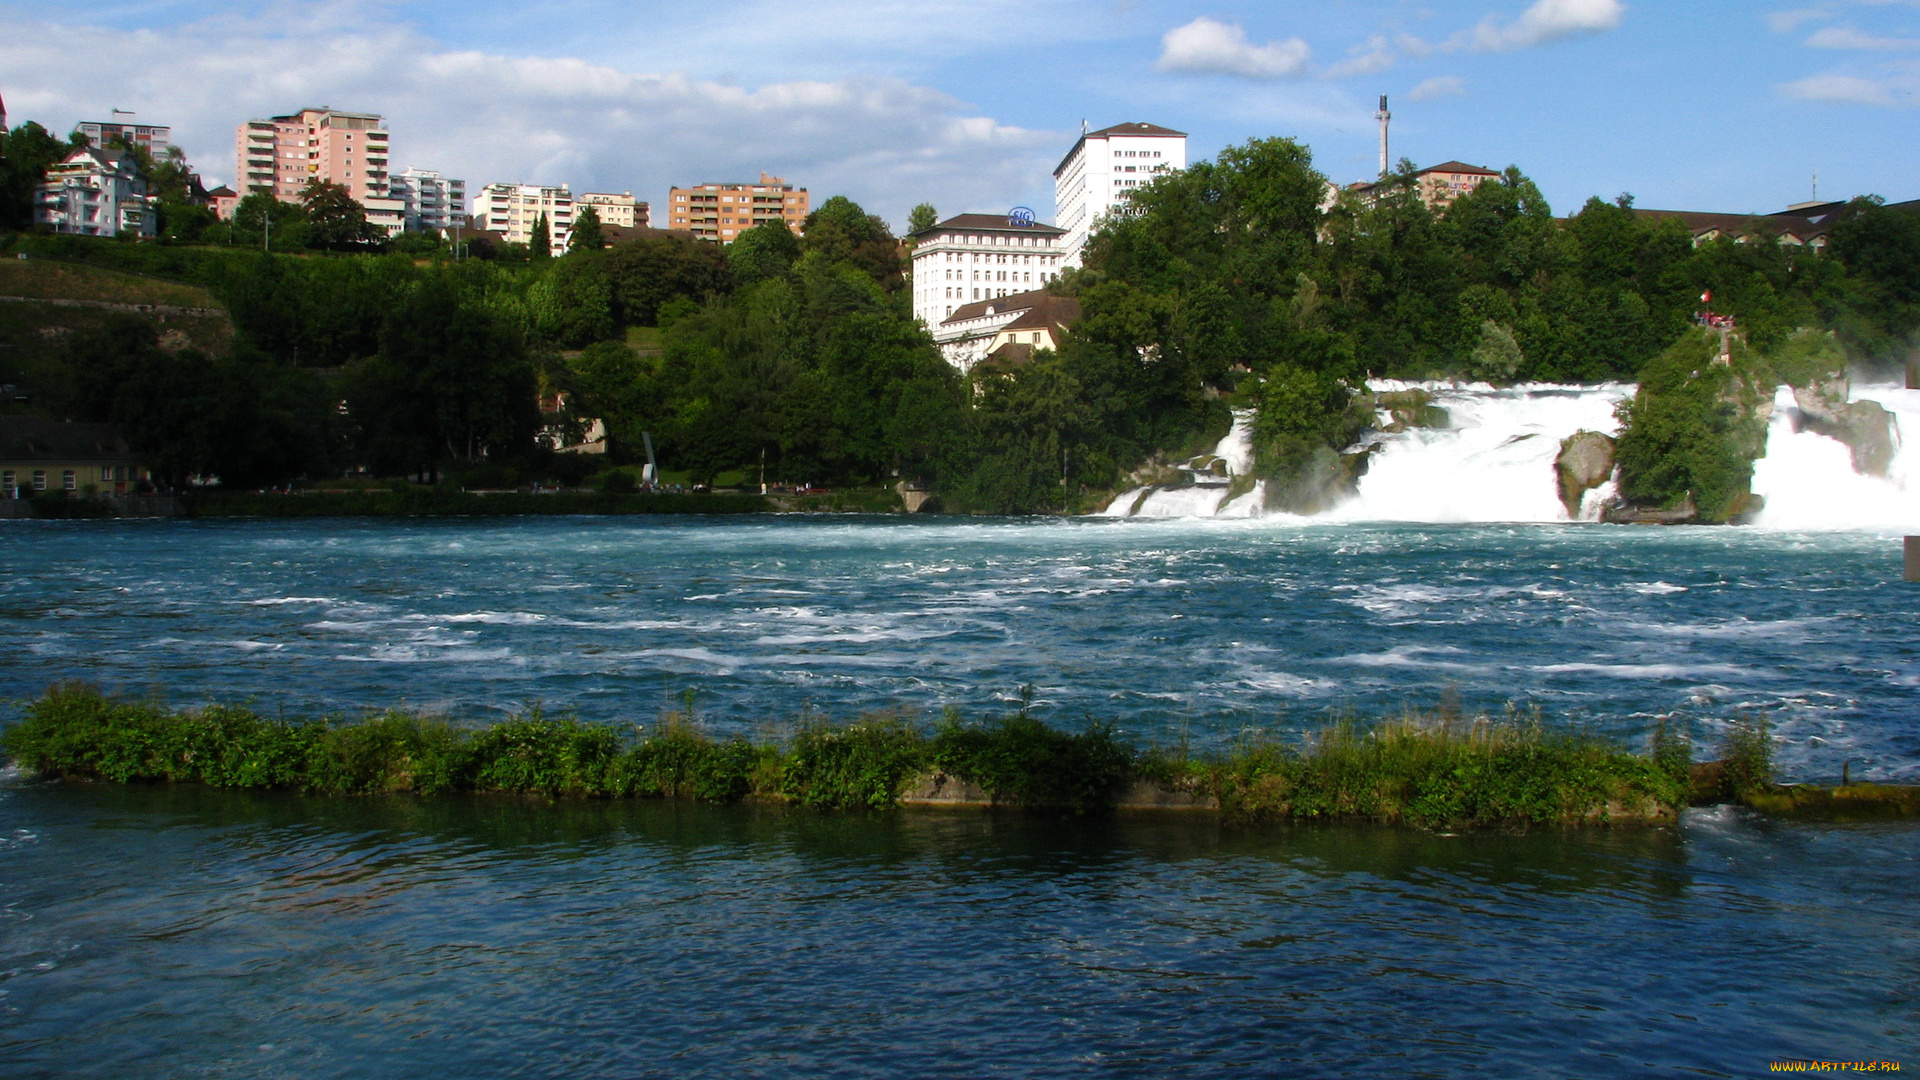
[
  {"xmin": 390, "ymin": 168, "xmax": 467, "ymax": 233},
  {"xmin": 576, "ymin": 191, "xmax": 647, "ymax": 229},
  {"xmin": 1052, "ymin": 121, "xmax": 1186, "ymax": 268},
  {"xmin": 472, "ymin": 183, "xmax": 573, "ymax": 247},
  {"xmin": 907, "ymin": 213, "xmax": 1069, "ymax": 331}
]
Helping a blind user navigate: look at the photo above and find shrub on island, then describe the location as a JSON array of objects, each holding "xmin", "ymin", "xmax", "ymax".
[{"xmin": 3, "ymin": 684, "xmax": 1782, "ymax": 826}]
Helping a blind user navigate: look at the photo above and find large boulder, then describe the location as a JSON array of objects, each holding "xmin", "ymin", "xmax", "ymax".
[
  {"xmin": 1555, "ymin": 430, "xmax": 1615, "ymax": 519},
  {"xmin": 1373, "ymin": 389, "xmax": 1450, "ymax": 433},
  {"xmin": 1262, "ymin": 444, "xmax": 1374, "ymax": 515},
  {"xmin": 1793, "ymin": 376, "xmax": 1896, "ymax": 477}
]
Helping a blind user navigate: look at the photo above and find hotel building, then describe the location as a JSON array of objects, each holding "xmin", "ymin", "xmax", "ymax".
[{"xmin": 907, "ymin": 213, "xmax": 1069, "ymax": 331}]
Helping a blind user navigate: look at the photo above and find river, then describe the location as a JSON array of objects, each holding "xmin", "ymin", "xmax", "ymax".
[{"xmin": 2, "ymin": 515, "xmax": 1917, "ymax": 1074}]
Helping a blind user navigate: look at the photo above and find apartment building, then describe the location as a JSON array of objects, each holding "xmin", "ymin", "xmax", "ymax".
[
  {"xmin": 667, "ymin": 174, "xmax": 807, "ymax": 242},
  {"xmin": 35, "ymin": 148, "xmax": 155, "ymax": 237},
  {"xmin": 472, "ymin": 183, "xmax": 574, "ymax": 247},
  {"xmin": 907, "ymin": 213, "xmax": 1069, "ymax": 330},
  {"xmin": 1053, "ymin": 122, "xmax": 1186, "ymax": 268},
  {"xmin": 391, "ymin": 168, "xmax": 467, "ymax": 233},
  {"xmin": 1349, "ymin": 161, "xmax": 1501, "ymax": 211},
  {"xmin": 576, "ymin": 191, "xmax": 647, "ymax": 229},
  {"xmin": 234, "ymin": 107, "xmax": 403, "ymax": 233},
  {"xmin": 74, "ymin": 117, "xmax": 171, "ymax": 160}
]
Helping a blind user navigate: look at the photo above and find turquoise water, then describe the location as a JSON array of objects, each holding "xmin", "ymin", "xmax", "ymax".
[
  {"xmin": 2, "ymin": 516, "xmax": 1918, "ymax": 1076},
  {"xmin": 4, "ymin": 517, "xmax": 1918, "ymax": 779}
]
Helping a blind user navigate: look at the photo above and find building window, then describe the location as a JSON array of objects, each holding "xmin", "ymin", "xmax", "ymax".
[
  {"xmin": 32, "ymin": 470, "xmax": 46, "ymax": 490},
  {"xmin": 2, "ymin": 470, "xmax": 13, "ymax": 491},
  {"xmin": 100, "ymin": 466, "xmax": 113, "ymax": 482}
]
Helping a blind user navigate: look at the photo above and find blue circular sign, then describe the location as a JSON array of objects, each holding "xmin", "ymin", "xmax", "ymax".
[{"xmin": 1007, "ymin": 207, "xmax": 1036, "ymax": 227}]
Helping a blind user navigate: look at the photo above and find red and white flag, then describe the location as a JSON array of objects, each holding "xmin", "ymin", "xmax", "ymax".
[{"xmin": 1700, "ymin": 289, "xmax": 1712, "ymax": 304}]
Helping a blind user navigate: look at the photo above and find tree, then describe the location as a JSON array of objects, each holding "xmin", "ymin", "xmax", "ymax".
[
  {"xmin": 0, "ymin": 121, "xmax": 85, "ymax": 229},
  {"xmin": 604, "ymin": 233, "xmax": 732, "ymax": 324},
  {"xmin": 907, "ymin": 203, "xmax": 938, "ymax": 235},
  {"xmin": 728, "ymin": 218, "xmax": 801, "ymax": 285},
  {"xmin": 801, "ymin": 196, "xmax": 904, "ymax": 291},
  {"xmin": 299, "ymin": 179, "xmax": 381, "ymax": 249},
  {"xmin": 530, "ymin": 213, "xmax": 552, "ymax": 260},
  {"xmin": 232, "ymin": 192, "xmax": 309, "ymax": 251},
  {"xmin": 569, "ymin": 205, "xmax": 605, "ymax": 252},
  {"xmin": 345, "ymin": 276, "xmax": 538, "ymax": 475}
]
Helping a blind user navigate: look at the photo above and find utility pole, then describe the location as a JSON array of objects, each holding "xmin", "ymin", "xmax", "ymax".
[
  {"xmin": 263, "ymin": 212, "xmax": 271, "ymax": 253},
  {"xmin": 1376, "ymin": 94, "xmax": 1391, "ymax": 180}
]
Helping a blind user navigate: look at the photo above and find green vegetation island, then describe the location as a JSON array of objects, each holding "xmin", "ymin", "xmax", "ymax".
[
  {"xmin": 4, "ymin": 122, "xmax": 1917, "ymax": 520},
  {"xmin": 8, "ymin": 684, "xmax": 1917, "ymax": 826}
]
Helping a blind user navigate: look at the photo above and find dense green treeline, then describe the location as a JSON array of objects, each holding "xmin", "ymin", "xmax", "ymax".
[
  {"xmin": 5, "ymin": 129, "xmax": 1917, "ymax": 510},
  {"xmin": 6, "ymin": 684, "xmax": 1713, "ymax": 826}
]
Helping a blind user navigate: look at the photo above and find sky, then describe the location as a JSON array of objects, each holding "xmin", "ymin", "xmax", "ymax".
[{"xmin": 0, "ymin": 0, "xmax": 1915, "ymax": 230}]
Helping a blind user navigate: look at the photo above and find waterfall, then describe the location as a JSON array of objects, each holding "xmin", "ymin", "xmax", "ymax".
[
  {"xmin": 1097, "ymin": 379, "xmax": 1920, "ymax": 529},
  {"xmin": 1752, "ymin": 383, "xmax": 1920, "ymax": 531},
  {"xmin": 1328, "ymin": 381, "xmax": 1632, "ymax": 523},
  {"xmin": 1098, "ymin": 411, "xmax": 1265, "ymax": 518}
]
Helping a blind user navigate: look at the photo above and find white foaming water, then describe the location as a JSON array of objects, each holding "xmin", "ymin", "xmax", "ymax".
[
  {"xmin": 1328, "ymin": 381, "xmax": 1633, "ymax": 523},
  {"xmin": 1101, "ymin": 410, "xmax": 1260, "ymax": 518},
  {"xmin": 1098, "ymin": 378, "xmax": 1918, "ymax": 529},
  {"xmin": 1752, "ymin": 383, "xmax": 1920, "ymax": 532}
]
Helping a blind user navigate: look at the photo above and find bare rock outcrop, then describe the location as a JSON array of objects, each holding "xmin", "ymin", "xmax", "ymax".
[
  {"xmin": 1792, "ymin": 376, "xmax": 1896, "ymax": 477},
  {"xmin": 1554, "ymin": 430, "xmax": 1614, "ymax": 519}
]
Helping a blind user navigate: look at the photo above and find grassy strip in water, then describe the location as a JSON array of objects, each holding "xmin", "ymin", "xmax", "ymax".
[{"xmin": 4, "ymin": 685, "xmax": 1717, "ymax": 826}]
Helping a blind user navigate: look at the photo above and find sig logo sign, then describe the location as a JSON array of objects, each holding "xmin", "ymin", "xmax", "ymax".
[{"xmin": 1007, "ymin": 207, "xmax": 1036, "ymax": 227}]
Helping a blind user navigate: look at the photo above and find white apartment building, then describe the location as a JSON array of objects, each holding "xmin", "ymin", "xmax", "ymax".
[
  {"xmin": 75, "ymin": 118, "xmax": 171, "ymax": 160},
  {"xmin": 908, "ymin": 213, "xmax": 1070, "ymax": 331},
  {"xmin": 35, "ymin": 148, "xmax": 156, "ymax": 237},
  {"xmin": 1052, "ymin": 121, "xmax": 1186, "ymax": 268},
  {"xmin": 473, "ymin": 183, "xmax": 574, "ymax": 247},
  {"xmin": 576, "ymin": 191, "xmax": 647, "ymax": 229},
  {"xmin": 390, "ymin": 168, "xmax": 467, "ymax": 233}
]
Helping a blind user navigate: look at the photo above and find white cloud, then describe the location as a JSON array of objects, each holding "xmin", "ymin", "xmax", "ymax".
[
  {"xmin": 1409, "ymin": 76, "xmax": 1468, "ymax": 101},
  {"xmin": 1155, "ymin": 17, "xmax": 1312, "ymax": 79},
  {"xmin": 1806, "ymin": 24, "xmax": 1920, "ymax": 48},
  {"xmin": 1325, "ymin": 35, "xmax": 1397, "ymax": 78},
  {"xmin": 0, "ymin": 3, "xmax": 1063, "ymax": 228},
  {"xmin": 1466, "ymin": 0, "xmax": 1626, "ymax": 52},
  {"xmin": 1769, "ymin": 7, "xmax": 1836, "ymax": 33},
  {"xmin": 1779, "ymin": 72, "xmax": 1904, "ymax": 103}
]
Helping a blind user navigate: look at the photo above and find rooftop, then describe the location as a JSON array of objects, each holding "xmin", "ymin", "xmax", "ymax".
[
  {"xmin": 912, "ymin": 213, "xmax": 1068, "ymax": 239},
  {"xmin": 1056, "ymin": 121, "xmax": 1188, "ymax": 176},
  {"xmin": 939, "ymin": 289, "xmax": 1081, "ymax": 330},
  {"xmin": 0, "ymin": 418, "xmax": 140, "ymax": 464}
]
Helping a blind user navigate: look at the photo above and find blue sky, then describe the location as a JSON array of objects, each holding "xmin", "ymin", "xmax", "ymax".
[{"xmin": 1, "ymin": 0, "xmax": 1914, "ymax": 229}]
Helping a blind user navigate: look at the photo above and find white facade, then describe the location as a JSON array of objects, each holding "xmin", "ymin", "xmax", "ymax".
[
  {"xmin": 35, "ymin": 149, "xmax": 156, "ymax": 238},
  {"xmin": 391, "ymin": 168, "xmax": 467, "ymax": 233},
  {"xmin": 576, "ymin": 191, "xmax": 646, "ymax": 229},
  {"xmin": 908, "ymin": 214, "xmax": 1070, "ymax": 331},
  {"xmin": 473, "ymin": 183, "xmax": 573, "ymax": 247},
  {"xmin": 1052, "ymin": 121, "xmax": 1186, "ymax": 268}
]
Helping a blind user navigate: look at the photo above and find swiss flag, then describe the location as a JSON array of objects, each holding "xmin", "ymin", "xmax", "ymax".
[{"xmin": 1700, "ymin": 289, "xmax": 1712, "ymax": 304}]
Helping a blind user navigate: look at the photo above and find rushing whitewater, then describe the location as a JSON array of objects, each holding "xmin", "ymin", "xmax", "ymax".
[
  {"xmin": 1753, "ymin": 383, "xmax": 1920, "ymax": 530},
  {"xmin": 1099, "ymin": 379, "xmax": 1920, "ymax": 529},
  {"xmin": 1329, "ymin": 381, "xmax": 1632, "ymax": 523}
]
